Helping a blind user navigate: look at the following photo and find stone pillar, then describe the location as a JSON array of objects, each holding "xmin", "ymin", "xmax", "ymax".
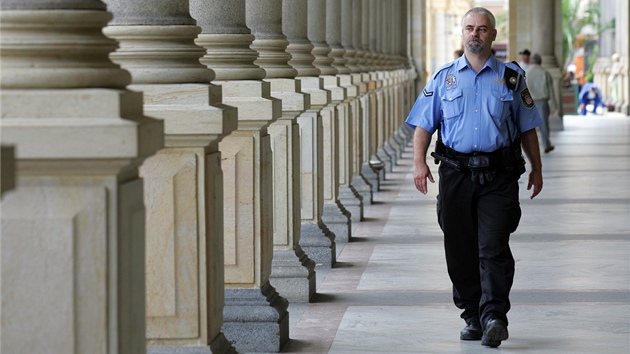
[
  {"xmin": 302, "ymin": 0, "xmax": 338, "ymax": 267},
  {"xmin": 101, "ymin": 0, "xmax": 237, "ymax": 352},
  {"xmin": 0, "ymin": 1, "xmax": 163, "ymax": 353},
  {"xmin": 382, "ymin": 1, "xmax": 403, "ymax": 165},
  {"xmin": 338, "ymin": 0, "xmax": 366, "ymax": 223},
  {"xmin": 365, "ymin": 0, "xmax": 387, "ymax": 189},
  {"xmin": 246, "ymin": 0, "xmax": 316, "ymax": 304},
  {"xmin": 375, "ymin": 0, "xmax": 394, "ymax": 171},
  {"xmin": 319, "ymin": 0, "xmax": 352, "ymax": 242},
  {"xmin": 527, "ymin": 0, "xmax": 563, "ymax": 129},
  {"xmin": 391, "ymin": 1, "xmax": 411, "ymax": 153},
  {"xmin": 288, "ymin": 0, "xmax": 336, "ymax": 269},
  {"xmin": 358, "ymin": 0, "xmax": 381, "ymax": 195},
  {"xmin": 351, "ymin": 0, "xmax": 375, "ymax": 206},
  {"xmin": 190, "ymin": 0, "xmax": 288, "ymax": 352}
]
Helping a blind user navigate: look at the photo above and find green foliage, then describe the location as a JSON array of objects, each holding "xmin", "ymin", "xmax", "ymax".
[{"xmin": 562, "ymin": 0, "xmax": 615, "ymax": 79}]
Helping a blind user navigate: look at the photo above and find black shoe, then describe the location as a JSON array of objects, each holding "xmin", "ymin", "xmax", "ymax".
[
  {"xmin": 460, "ymin": 323, "xmax": 482, "ymax": 341},
  {"xmin": 544, "ymin": 145, "xmax": 555, "ymax": 153},
  {"xmin": 481, "ymin": 319, "xmax": 509, "ymax": 347}
]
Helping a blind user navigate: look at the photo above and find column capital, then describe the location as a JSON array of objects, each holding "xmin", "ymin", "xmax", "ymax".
[{"xmin": 0, "ymin": 9, "xmax": 130, "ymax": 88}]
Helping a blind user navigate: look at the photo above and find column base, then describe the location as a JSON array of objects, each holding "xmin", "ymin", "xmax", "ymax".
[
  {"xmin": 300, "ymin": 221, "xmax": 336, "ymax": 268},
  {"xmin": 222, "ymin": 282, "xmax": 289, "ymax": 353},
  {"xmin": 384, "ymin": 141, "xmax": 398, "ymax": 167},
  {"xmin": 362, "ymin": 161, "xmax": 381, "ymax": 193},
  {"xmin": 322, "ymin": 201, "xmax": 351, "ymax": 242},
  {"xmin": 269, "ymin": 246, "xmax": 316, "ymax": 303},
  {"xmin": 391, "ymin": 133, "xmax": 405, "ymax": 154},
  {"xmin": 352, "ymin": 173, "xmax": 373, "ymax": 205},
  {"xmin": 376, "ymin": 147, "xmax": 394, "ymax": 174},
  {"xmin": 338, "ymin": 184, "xmax": 363, "ymax": 222},
  {"xmin": 396, "ymin": 125, "xmax": 412, "ymax": 149}
]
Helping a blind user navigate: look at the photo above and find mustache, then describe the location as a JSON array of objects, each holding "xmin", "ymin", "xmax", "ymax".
[{"xmin": 467, "ymin": 37, "xmax": 483, "ymax": 45}]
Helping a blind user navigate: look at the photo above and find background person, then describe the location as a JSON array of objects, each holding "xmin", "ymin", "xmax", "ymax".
[
  {"xmin": 578, "ymin": 82, "xmax": 605, "ymax": 115},
  {"xmin": 405, "ymin": 6, "xmax": 543, "ymax": 349},
  {"xmin": 525, "ymin": 53, "xmax": 558, "ymax": 153},
  {"xmin": 518, "ymin": 49, "xmax": 531, "ymax": 69}
]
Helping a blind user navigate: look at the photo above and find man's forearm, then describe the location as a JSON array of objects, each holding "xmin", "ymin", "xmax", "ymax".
[
  {"xmin": 413, "ymin": 127, "xmax": 432, "ymax": 167},
  {"xmin": 520, "ymin": 129, "xmax": 542, "ymax": 171}
]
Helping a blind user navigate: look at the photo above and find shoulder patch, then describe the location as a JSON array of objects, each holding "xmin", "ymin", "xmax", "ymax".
[
  {"xmin": 423, "ymin": 89, "xmax": 433, "ymax": 97},
  {"xmin": 521, "ymin": 88, "xmax": 534, "ymax": 108}
]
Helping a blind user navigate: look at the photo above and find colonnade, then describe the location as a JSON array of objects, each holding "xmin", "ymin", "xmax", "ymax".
[{"xmin": 0, "ymin": 0, "xmax": 417, "ymax": 353}]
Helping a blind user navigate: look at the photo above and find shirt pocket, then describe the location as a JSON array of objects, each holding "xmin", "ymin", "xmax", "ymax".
[
  {"xmin": 488, "ymin": 88, "xmax": 514, "ymax": 122},
  {"xmin": 441, "ymin": 89, "xmax": 463, "ymax": 120}
]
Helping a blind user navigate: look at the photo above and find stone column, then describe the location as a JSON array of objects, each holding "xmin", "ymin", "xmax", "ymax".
[
  {"xmin": 351, "ymin": 0, "xmax": 374, "ymax": 206},
  {"xmin": 246, "ymin": 0, "xmax": 316, "ymax": 304},
  {"xmin": 338, "ymin": 0, "xmax": 366, "ymax": 223},
  {"xmin": 0, "ymin": 1, "xmax": 163, "ymax": 353},
  {"xmin": 320, "ymin": 0, "xmax": 352, "ymax": 242},
  {"xmin": 382, "ymin": 1, "xmax": 402, "ymax": 165},
  {"xmin": 302, "ymin": 0, "xmax": 338, "ymax": 267},
  {"xmin": 376, "ymin": 0, "xmax": 393, "ymax": 170},
  {"xmin": 289, "ymin": 0, "xmax": 337, "ymax": 269},
  {"xmin": 528, "ymin": 0, "xmax": 563, "ymax": 128},
  {"xmin": 365, "ymin": 0, "xmax": 387, "ymax": 190},
  {"xmin": 390, "ymin": 0, "xmax": 411, "ymax": 155},
  {"xmin": 101, "ymin": 0, "xmax": 237, "ymax": 352},
  {"xmin": 190, "ymin": 0, "xmax": 288, "ymax": 352},
  {"xmin": 358, "ymin": 0, "xmax": 381, "ymax": 195}
]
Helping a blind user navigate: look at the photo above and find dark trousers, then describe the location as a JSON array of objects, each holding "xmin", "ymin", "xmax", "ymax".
[{"xmin": 437, "ymin": 164, "xmax": 521, "ymax": 328}]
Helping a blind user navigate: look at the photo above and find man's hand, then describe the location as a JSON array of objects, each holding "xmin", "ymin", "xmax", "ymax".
[
  {"xmin": 414, "ymin": 162, "xmax": 435, "ymax": 194},
  {"xmin": 520, "ymin": 128, "xmax": 544, "ymax": 199},
  {"xmin": 527, "ymin": 169, "xmax": 543, "ymax": 199},
  {"xmin": 412, "ymin": 127, "xmax": 435, "ymax": 194}
]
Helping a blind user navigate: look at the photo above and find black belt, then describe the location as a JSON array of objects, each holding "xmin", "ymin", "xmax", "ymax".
[{"xmin": 444, "ymin": 147, "xmax": 504, "ymax": 167}]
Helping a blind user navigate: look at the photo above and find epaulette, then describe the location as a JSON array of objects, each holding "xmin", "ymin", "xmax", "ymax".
[
  {"xmin": 430, "ymin": 61, "xmax": 456, "ymax": 80},
  {"xmin": 504, "ymin": 61, "xmax": 523, "ymax": 91}
]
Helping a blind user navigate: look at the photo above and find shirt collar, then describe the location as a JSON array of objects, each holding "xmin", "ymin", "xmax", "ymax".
[{"xmin": 457, "ymin": 54, "xmax": 501, "ymax": 74}]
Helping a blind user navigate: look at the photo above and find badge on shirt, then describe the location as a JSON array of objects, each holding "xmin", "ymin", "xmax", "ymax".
[
  {"xmin": 445, "ymin": 74, "xmax": 457, "ymax": 90},
  {"xmin": 521, "ymin": 88, "xmax": 534, "ymax": 108}
]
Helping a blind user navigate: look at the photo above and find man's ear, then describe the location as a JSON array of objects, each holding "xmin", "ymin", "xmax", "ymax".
[{"xmin": 491, "ymin": 29, "xmax": 497, "ymax": 41}]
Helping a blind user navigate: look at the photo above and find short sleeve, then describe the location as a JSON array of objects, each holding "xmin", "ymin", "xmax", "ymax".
[
  {"xmin": 512, "ymin": 73, "xmax": 542, "ymax": 133},
  {"xmin": 405, "ymin": 77, "xmax": 441, "ymax": 134}
]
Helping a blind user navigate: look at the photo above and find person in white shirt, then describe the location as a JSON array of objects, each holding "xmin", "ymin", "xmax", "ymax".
[{"xmin": 525, "ymin": 53, "xmax": 557, "ymax": 153}]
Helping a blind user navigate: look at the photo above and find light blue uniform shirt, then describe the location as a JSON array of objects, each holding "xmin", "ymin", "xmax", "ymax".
[{"xmin": 406, "ymin": 55, "xmax": 542, "ymax": 154}]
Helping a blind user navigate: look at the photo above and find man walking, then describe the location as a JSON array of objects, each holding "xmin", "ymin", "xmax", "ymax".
[{"xmin": 405, "ymin": 7, "xmax": 544, "ymax": 348}]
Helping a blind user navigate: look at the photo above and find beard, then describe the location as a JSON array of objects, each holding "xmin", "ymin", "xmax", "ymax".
[{"xmin": 466, "ymin": 37, "xmax": 483, "ymax": 54}]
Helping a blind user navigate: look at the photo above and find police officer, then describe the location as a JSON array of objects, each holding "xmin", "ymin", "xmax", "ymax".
[{"xmin": 405, "ymin": 7, "xmax": 544, "ymax": 348}]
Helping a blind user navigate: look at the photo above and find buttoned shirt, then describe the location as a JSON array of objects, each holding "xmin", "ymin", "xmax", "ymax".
[
  {"xmin": 525, "ymin": 64, "xmax": 558, "ymax": 111},
  {"xmin": 406, "ymin": 55, "xmax": 542, "ymax": 154}
]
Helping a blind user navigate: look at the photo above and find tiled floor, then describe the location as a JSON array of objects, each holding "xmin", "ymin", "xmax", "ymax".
[{"xmin": 281, "ymin": 114, "xmax": 630, "ymax": 354}]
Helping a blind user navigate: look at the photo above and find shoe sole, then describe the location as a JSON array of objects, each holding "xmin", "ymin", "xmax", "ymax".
[
  {"xmin": 460, "ymin": 333, "xmax": 482, "ymax": 341},
  {"xmin": 481, "ymin": 322, "xmax": 509, "ymax": 347}
]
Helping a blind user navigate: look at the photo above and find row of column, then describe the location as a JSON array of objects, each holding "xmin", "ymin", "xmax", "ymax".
[{"xmin": 0, "ymin": 0, "xmax": 417, "ymax": 353}]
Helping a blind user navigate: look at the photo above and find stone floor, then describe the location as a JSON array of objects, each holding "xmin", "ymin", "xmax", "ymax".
[{"xmin": 277, "ymin": 113, "xmax": 630, "ymax": 354}]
